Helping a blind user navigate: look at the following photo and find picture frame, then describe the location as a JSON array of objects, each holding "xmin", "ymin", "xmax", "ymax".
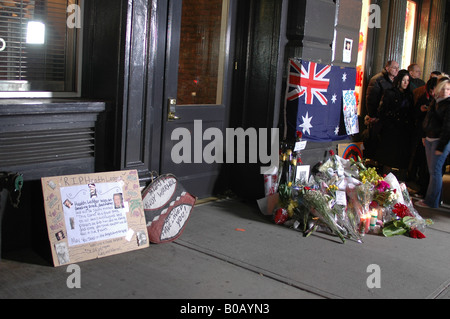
[{"xmin": 296, "ymin": 165, "xmax": 311, "ymax": 183}]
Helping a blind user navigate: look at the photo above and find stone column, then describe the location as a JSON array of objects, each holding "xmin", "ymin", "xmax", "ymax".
[
  {"xmin": 423, "ymin": 0, "xmax": 446, "ymax": 77},
  {"xmin": 384, "ymin": 0, "xmax": 407, "ymax": 66}
]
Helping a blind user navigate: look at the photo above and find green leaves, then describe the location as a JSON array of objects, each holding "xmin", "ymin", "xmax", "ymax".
[{"xmin": 382, "ymin": 217, "xmax": 415, "ymax": 237}]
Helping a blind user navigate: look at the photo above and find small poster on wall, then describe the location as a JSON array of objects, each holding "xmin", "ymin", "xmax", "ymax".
[
  {"xmin": 41, "ymin": 170, "xmax": 149, "ymax": 267},
  {"xmin": 343, "ymin": 38, "xmax": 353, "ymax": 63}
]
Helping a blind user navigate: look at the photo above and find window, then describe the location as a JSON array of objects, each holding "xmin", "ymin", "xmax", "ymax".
[
  {"xmin": 177, "ymin": 0, "xmax": 229, "ymax": 105},
  {"xmin": 0, "ymin": 0, "xmax": 82, "ymax": 97}
]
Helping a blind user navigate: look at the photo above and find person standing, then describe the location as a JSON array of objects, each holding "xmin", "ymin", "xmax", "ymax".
[
  {"xmin": 363, "ymin": 61, "xmax": 399, "ymax": 159},
  {"xmin": 375, "ymin": 69, "xmax": 414, "ymax": 180},
  {"xmin": 408, "ymin": 77, "xmax": 438, "ymax": 197},
  {"xmin": 413, "ymin": 71, "xmax": 441, "ymax": 105},
  {"xmin": 408, "ymin": 63, "xmax": 426, "ymax": 92},
  {"xmin": 416, "ymin": 75, "xmax": 450, "ymax": 208}
]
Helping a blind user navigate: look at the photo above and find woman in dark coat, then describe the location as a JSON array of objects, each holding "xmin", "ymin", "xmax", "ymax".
[{"xmin": 375, "ymin": 69, "xmax": 414, "ymax": 178}]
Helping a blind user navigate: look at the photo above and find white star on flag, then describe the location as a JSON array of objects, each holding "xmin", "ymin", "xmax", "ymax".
[
  {"xmin": 299, "ymin": 112, "xmax": 313, "ymax": 135},
  {"xmin": 331, "ymin": 94, "xmax": 337, "ymax": 104},
  {"xmin": 334, "ymin": 126, "xmax": 340, "ymax": 135},
  {"xmin": 342, "ymin": 73, "xmax": 347, "ymax": 82}
]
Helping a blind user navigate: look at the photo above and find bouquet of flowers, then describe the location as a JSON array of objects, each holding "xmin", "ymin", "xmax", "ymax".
[
  {"xmin": 373, "ymin": 180, "xmax": 397, "ymax": 208},
  {"xmin": 331, "ymin": 200, "xmax": 363, "ymax": 243},
  {"xmin": 382, "ymin": 210, "xmax": 433, "ymax": 239},
  {"xmin": 298, "ymin": 188, "xmax": 346, "ymax": 243},
  {"xmin": 270, "ymin": 145, "xmax": 433, "ymax": 243}
]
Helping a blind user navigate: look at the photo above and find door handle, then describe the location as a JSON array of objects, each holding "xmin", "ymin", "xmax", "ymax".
[
  {"xmin": 168, "ymin": 111, "xmax": 181, "ymax": 121},
  {"xmin": 168, "ymin": 98, "xmax": 181, "ymax": 121}
]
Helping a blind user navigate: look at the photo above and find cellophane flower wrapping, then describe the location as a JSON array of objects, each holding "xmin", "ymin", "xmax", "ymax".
[
  {"xmin": 272, "ymin": 151, "xmax": 433, "ymax": 242},
  {"xmin": 300, "ymin": 188, "xmax": 346, "ymax": 243}
]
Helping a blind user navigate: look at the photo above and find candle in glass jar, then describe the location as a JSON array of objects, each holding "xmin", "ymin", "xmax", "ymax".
[
  {"xmin": 359, "ymin": 213, "xmax": 370, "ymax": 235},
  {"xmin": 364, "ymin": 213, "xmax": 371, "ymax": 233},
  {"xmin": 370, "ymin": 209, "xmax": 377, "ymax": 231}
]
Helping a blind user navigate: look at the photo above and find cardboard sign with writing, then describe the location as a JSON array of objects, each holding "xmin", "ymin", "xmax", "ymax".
[
  {"xmin": 41, "ymin": 170, "xmax": 149, "ymax": 267},
  {"xmin": 142, "ymin": 174, "xmax": 196, "ymax": 244}
]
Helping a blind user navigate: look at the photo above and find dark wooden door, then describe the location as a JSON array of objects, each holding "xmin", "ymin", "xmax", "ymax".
[{"xmin": 159, "ymin": 0, "xmax": 235, "ymax": 198}]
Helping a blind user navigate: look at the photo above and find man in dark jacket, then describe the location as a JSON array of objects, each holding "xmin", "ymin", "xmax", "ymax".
[
  {"xmin": 363, "ymin": 60, "xmax": 399, "ymax": 158},
  {"xmin": 408, "ymin": 63, "xmax": 426, "ymax": 92},
  {"xmin": 365, "ymin": 61, "xmax": 399, "ymax": 118}
]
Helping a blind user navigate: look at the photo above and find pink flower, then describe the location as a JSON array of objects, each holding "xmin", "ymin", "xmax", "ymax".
[{"xmin": 376, "ymin": 181, "xmax": 390, "ymax": 192}]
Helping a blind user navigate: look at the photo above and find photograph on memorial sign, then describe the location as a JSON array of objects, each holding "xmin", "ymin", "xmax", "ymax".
[{"xmin": 41, "ymin": 170, "xmax": 149, "ymax": 267}]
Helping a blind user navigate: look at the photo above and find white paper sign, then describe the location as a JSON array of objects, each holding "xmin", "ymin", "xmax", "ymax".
[
  {"xmin": 336, "ymin": 190, "xmax": 347, "ymax": 206},
  {"xmin": 60, "ymin": 182, "xmax": 129, "ymax": 246},
  {"xmin": 294, "ymin": 140, "xmax": 307, "ymax": 152}
]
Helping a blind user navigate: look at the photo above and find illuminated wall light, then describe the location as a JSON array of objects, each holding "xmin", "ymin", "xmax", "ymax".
[
  {"xmin": 402, "ymin": 0, "xmax": 416, "ymax": 69},
  {"xmin": 26, "ymin": 21, "xmax": 46, "ymax": 44}
]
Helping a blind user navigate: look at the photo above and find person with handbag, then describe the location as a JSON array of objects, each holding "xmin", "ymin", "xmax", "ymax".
[{"xmin": 416, "ymin": 75, "xmax": 450, "ymax": 208}]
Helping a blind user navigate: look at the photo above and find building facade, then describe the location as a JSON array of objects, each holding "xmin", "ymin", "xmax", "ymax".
[{"xmin": 0, "ymin": 0, "xmax": 449, "ymax": 251}]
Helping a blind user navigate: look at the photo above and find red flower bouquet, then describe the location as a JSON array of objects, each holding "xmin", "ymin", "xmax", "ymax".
[{"xmin": 392, "ymin": 203, "xmax": 412, "ymax": 219}]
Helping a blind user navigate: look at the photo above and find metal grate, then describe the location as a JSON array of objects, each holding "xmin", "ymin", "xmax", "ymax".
[
  {"xmin": 0, "ymin": 127, "xmax": 95, "ymax": 166},
  {"xmin": 0, "ymin": 0, "xmax": 79, "ymax": 92}
]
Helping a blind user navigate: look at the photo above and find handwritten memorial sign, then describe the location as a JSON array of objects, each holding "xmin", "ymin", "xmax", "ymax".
[
  {"xmin": 41, "ymin": 170, "xmax": 149, "ymax": 267},
  {"xmin": 342, "ymin": 90, "xmax": 359, "ymax": 135},
  {"xmin": 142, "ymin": 174, "xmax": 196, "ymax": 244}
]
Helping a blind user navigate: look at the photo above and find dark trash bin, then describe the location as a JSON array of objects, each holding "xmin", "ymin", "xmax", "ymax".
[{"xmin": 0, "ymin": 172, "xmax": 23, "ymax": 260}]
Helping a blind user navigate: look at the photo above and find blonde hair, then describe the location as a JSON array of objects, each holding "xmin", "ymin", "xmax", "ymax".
[{"xmin": 435, "ymin": 74, "xmax": 450, "ymax": 97}]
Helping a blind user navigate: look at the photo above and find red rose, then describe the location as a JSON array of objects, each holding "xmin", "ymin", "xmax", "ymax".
[
  {"xmin": 409, "ymin": 229, "xmax": 426, "ymax": 239},
  {"xmin": 392, "ymin": 203, "xmax": 411, "ymax": 218},
  {"xmin": 369, "ymin": 200, "xmax": 379, "ymax": 209},
  {"xmin": 273, "ymin": 208, "xmax": 288, "ymax": 225}
]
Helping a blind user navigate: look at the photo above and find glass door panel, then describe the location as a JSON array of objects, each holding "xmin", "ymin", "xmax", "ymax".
[{"xmin": 177, "ymin": 0, "xmax": 229, "ymax": 106}]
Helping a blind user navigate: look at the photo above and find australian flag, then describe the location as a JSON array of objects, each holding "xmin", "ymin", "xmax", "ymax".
[{"xmin": 285, "ymin": 58, "xmax": 357, "ymax": 142}]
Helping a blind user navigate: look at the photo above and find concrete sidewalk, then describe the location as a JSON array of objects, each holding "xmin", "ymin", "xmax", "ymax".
[{"xmin": 0, "ymin": 197, "xmax": 449, "ymax": 299}]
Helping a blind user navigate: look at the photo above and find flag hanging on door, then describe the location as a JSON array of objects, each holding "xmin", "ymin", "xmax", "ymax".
[{"xmin": 285, "ymin": 58, "xmax": 357, "ymax": 142}]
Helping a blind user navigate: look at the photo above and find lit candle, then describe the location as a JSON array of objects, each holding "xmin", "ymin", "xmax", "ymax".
[
  {"xmin": 359, "ymin": 213, "xmax": 370, "ymax": 236},
  {"xmin": 364, "ymin": 213, "xmax": 371, "ymax": 233},
  {"xmin": 370, "ymin": 209, "xmax": 377, "ymax": 231}
]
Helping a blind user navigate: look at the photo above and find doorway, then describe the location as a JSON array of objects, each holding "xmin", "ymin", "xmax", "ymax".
[{"xmin": 159, "ymin": 0, "xmax": 235, "ymax": 199}]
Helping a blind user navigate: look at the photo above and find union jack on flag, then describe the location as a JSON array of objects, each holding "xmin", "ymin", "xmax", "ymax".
[
  {"xmin": 285, "ymin": 58, "xmax": 357, "ymax": 142},
  {"xmin": 287, "ymin": 59, "xmax": 331, "ymax": 105}
]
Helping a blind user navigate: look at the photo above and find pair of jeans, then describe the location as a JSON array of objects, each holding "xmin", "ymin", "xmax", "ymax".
[{"xmin": 424, "ymin": 139, "xmax": 450, "ymax": 207}]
